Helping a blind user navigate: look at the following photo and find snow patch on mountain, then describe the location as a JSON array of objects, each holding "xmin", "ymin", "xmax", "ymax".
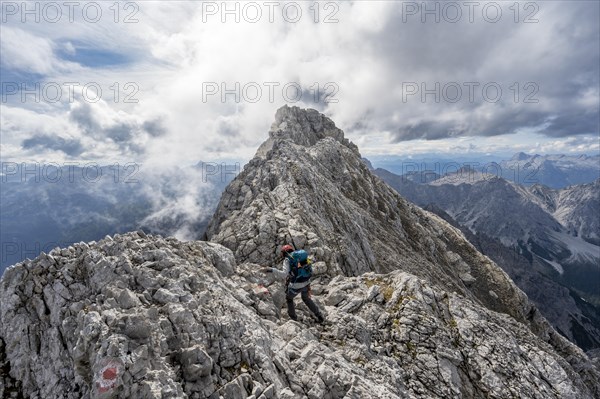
[
  {"xmin": 428, "ymin": 168, "xmax": 500, "ymax": 186},
  {"xmin": 550, "ymin": 231, "xmax": 600, "ymax": 265}
]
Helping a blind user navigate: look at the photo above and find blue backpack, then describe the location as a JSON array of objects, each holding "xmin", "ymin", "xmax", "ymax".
[{"xmin": 287, "ymin": 250, "xmax": 313, "ymax": 283}]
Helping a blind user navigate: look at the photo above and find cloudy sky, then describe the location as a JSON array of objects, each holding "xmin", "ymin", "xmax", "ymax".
[{"xmin": 1, "ymin": 0, "xmax": 598, "ymax": 165}]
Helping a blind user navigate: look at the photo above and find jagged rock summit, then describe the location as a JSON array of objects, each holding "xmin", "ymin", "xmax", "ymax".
[
  {"xmin": 206, "ymin": 106, "xmax": 552, "ymax": 322},
  {"xmin": 1, "ymin": 106, "xmax": 600, "ymax": 398},
  {"xmin": 260, "ymin": 105, "xmax": 358, "ymax": 154}
]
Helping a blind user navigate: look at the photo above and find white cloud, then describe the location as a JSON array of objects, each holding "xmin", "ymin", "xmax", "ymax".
[
  {"xmin": 0, "ymin": 27, "xmax": 59, "ymax": 75},
  {"xmin": 1, "ymin": 1, "xmax": 598, "ymax": 164}
]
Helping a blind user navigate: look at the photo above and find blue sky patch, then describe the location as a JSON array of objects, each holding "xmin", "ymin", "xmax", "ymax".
[{"xmin": 57, "ymin": 42, "xmax": 131, "ymax": 68}]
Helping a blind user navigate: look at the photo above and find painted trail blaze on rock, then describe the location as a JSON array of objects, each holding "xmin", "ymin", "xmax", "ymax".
[
  {"xmin": 254, "ymin": 284, "xmax": 270, "ymax": 296},
  {"xmin": 94, "ymin": 358, "xmax": 122, "ymax": 397},
  {"xmin": 102, "ymin": 367, "xmax": 117, "ymax": 381}
]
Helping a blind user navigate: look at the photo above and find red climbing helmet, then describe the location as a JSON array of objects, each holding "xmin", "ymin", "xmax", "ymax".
[{"xmin": 281, "ymin": 244, "xmax": 294, "ymax": 255}]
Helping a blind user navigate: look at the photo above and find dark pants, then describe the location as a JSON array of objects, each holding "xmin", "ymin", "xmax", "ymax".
[{"xmin": 286, "ymin": 285, "xmax": 322, "ymax": 320}]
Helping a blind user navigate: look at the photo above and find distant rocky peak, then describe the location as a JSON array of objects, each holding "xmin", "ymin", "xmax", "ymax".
[
  {"xmin": 267, "ymin": 105, "xmax": 359, "ymax": 153},
  {"xmin": 511, "ymin": 152, "xmax": 531, "ymax": 161},
  {"xmin": 361, "ymin": 158, "xmax": 374, "ymax": 170}
]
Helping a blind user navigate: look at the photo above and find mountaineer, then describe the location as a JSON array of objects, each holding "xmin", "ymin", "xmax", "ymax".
[{"xmin": 262, "ymin": 244, "xmax": 325, "ymax": 324}]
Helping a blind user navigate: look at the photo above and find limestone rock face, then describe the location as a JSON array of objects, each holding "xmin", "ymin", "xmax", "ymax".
[
  {"xmin": 204, "ymin": 106, "xmax": 584, "ymax": 349},
  {"xmin": 373, "ymin": 167, "xmax": 600, "ymax": 351},
  {"xmin": 0, "ymin": 234, "xmax": 258, "ymax": 399},
  {"xmin": 1, "ymin": 106, "xmax": 599, "ymax": 398},
  {"xmin": 1, "ymin": 232, "xmax": 599, "ymax": 399}
]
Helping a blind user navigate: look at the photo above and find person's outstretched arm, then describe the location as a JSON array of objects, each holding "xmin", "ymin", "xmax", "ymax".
[{"xmin": 262, "ymin": 258, "xmax": 290, "ymax": 280}]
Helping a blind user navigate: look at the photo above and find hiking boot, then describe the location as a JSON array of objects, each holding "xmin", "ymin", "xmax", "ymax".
[{"xmin": 316, "ymin": 314, "xmax": 325, "ymax": 324}]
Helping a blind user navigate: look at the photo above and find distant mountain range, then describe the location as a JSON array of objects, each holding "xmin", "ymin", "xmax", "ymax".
[
  {"xmin": 501, "ymin": 153, "xmax": 600, "ymax": 188},
  {"xmin": 370, "ymin": 152, "xmax": 599, "ymax": 189},
  {"xmin": 372, "ymin": 164, "xmax": 600, "ymax": 351}
]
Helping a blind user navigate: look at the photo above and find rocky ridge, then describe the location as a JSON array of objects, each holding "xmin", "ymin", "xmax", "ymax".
[
  {"xmin": 1, "ymin": 105, "xmax": 599, "ymax": 398},
  {"xmin": 2, "ymin": 232, "xmax": 599, "ymax": 398},
  {"xmin": 373, "ymin": 166, "xmax": 600, "ymax": 351}
]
